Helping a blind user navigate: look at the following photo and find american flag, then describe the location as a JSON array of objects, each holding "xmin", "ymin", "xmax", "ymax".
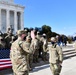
[
  {"xmin": 0, "ymin": 58, "xmax": 12, "ymax": 70},
  {"xmin": 0, "ymin": 49, "xmax": 12, "ymax": 70}
]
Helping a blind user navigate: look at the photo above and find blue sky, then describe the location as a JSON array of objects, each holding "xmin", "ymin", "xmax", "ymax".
[{"xmin": 15, "ymin": 0, "xmax": 76, "ymax": 36}]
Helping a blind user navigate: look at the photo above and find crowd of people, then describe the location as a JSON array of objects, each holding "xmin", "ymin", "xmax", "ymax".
[
  {"xmin": 0, "ymin": 28, "xmax": 68, "ymax": 50},
  {"xmin": 1, "ymin": 27, "xmax": 76, "ymax": 75},
  {"xmin": 0, "ymin": 28, "xmax": 16, "ymax": 49},
  {"xmin": 0, "ymin": 28, "xmax": 69, "ymax": 75}
]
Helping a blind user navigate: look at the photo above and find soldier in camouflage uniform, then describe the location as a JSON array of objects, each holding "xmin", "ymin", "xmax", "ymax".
[
  {"xmin": 30, "ymin": 30, "xmax": 39, "ymax": 63},
  {"xmin": 31, "ymin": 36, "xmax": 39, "ymax": 63},
  {"xmin": 0, "ymin": 36, "xmax": 6, "ymax": 49},
  {"xmin": 10, "ymin": 30, "xmax": 34, "ymax": 75},
  {"xmin": 25, "ymin": 35, "xmax": 33, "ymax": 71},
  {"xmin": 47, "ymin": 37, "xmax": 63, "ymax": 75},
  {"xmin": 41, "ymin": 33, "xmax": 48, "ymax": 61},
  {"xmin": 36, "ymin": 31, "xmax": 42, "ymax": 58},
  {"xmin": 5, "ymin": 29, "xmax": 13, "ymax": 49}
]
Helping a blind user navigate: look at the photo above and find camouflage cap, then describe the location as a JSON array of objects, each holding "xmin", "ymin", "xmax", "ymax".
[
  {"xmin": 56, "ymin": 35, "xmax": 59, "ymax": 38},
  {"xmin": 24, "ymin": 29, "xmax": 28, "ymax": 32},
  {"xmin": 43, "ymin": 33, "xmax": 46, "ymax": 36},
  {"xmin": 37, "ymin": 31, "xmax": 40, "ymax": 34},
  {"xmin": 51, "ymin": 37, "xmax": 56, "ymax": 42},
  {"xmin": 17, "ymin": 30, "xmax": 26, "ymax": 35}
]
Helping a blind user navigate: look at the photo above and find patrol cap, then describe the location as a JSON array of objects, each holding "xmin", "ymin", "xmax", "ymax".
[
  {"xmin": 43, "ymin": 33, "xmax": 46, "ymax": 36},
  {"xmin": 37, "ymin": 31, "xmax": 40, "ymax": 35},
  {"xmin": 37, "ymin": 31, "xmax": 40, "ymax": 34},
  {"xmin": 24, "ymin": 29, "xmax": 28, "ymax": 32},
  {"xmin": 17, "ymin": 30, "xmax": 26, "ymax": 35},
  {"xmin": 56, "ymin": 35, "xmax": 59, "ymax": 38},
  {"xmin": 51, "ymin": 37, "xmax": 56, "ymax": 42}
]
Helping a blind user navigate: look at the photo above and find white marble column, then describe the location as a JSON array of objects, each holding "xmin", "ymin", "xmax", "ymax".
[
  {"xmin": 14, "ymin": 11, "xmax": 17, "ymax": 33},
  {"xmin": 20, "ymin": 12, "xmax": 24, "ymax": 30},
  {"xmin": 0, "ymin": 8, "xmax": 1, "ymax": 31},
  {"xmin": 6, "ymin": 10, "xmax": 10, "ymax": 31}
]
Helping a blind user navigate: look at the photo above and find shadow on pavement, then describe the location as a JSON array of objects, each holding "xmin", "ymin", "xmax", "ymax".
[
  {"xmin": 0, "ymin": 68, "xmax": 13, "ymax": 75},
  {"xmin": 30, "ymin": 64, "xmax": 50, "ymax": 73}
]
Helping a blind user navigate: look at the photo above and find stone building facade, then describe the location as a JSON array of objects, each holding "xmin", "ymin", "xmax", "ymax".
[{"xmin": 0, "ymin": 0, "xmax": 25, "ymax": 33}]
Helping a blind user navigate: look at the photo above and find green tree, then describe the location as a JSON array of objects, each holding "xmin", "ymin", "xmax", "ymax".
[
  {"xmin": 51, "ymin": 32, "xmax": 59, "ymax": 37},
  {"xmin": 42, "ymin": 25, "xmax": 52, "ymax": 38}
]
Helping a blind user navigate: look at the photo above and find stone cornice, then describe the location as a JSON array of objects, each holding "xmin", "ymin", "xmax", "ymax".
[{"xmin": 0, "ymin": 1, "xmax": 25, "ymax": 9}]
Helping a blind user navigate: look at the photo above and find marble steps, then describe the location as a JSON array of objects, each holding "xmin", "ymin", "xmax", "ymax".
[{"xmin": 63, "ymin": 49, "xmax": 76, "ymax": 60}]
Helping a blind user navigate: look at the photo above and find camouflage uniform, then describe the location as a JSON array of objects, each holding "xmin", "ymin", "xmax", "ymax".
[
  {"xmin": 41, "ymin": 34, "xmax": 48, "ymax": 61},
  {"xmin": 31, "ymin": 37, "xmax": 39, "ymax": 63},
  {"xmin": 25, "ymin": 36, "xmax": 33, "ymax": 70},
  {"xmin": 10, "ymin": 30, "xmax": 34, "ymax": 75},
  {"xmin": 0, "ymin": 36, "xmax": 6, "ymax": 49},
  {"xmin": 36, "ymin": 31, "xmax": 42, "ymax": 58},
  {"xmin": 5, "ymin": 33, "xmax": 12, "ymax": 49},
  {"xmin": 48, "ymin": 37, "xmax": 63, "ymax": 75}
]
